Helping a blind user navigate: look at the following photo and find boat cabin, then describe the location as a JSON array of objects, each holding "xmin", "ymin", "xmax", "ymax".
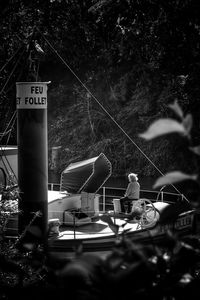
[{"xmin": 48, "ymin": 153, "xmax": 112, "ymax": 226}]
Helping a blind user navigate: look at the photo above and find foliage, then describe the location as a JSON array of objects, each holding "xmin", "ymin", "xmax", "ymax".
[
  {"xmin": 1, "ymin": 221, "xmax": 200, "ymax": 299},
  {"xmin": 0, "ymin": 0, "xmax": 200, "ymax": 177},
  {"xmin": 1, "ymin": 99, "xmax": 200, "ymax": 298},
  {"xmin": 139, "ymin": 101, "xmax": 200, "ymax": 196},
  {"xmin": 1, "ymin": 1, "xmax": 200, "ymax": 299},
  {"xmin": 0, "ymin": 181, "xmax": 19, "ymax": 239}
]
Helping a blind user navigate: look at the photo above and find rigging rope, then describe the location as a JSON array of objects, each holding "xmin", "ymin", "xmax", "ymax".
[
  {"xmin": 0, "ymin": 46, "xmax": 26, "ymax": 96},
  {"xmin": 0, "ymin": 30, "xmax": 36, "ymax": 185},
  {"xmin": 0, "ymin": 129, "xmax": 12, "ymax": 137},
  {"xmin": 0, "ymin": 45, "xmax": 23, "ymax": 74},
  {"xmin": 37, "ymin": 27, "xmax": 188, "ymax": 201},
  {"xmin": 0, "ymin": 111, "xmax": 18, "ymax": 183},
  {"xmin": 0, "ymin": 110, "xmax": 16, "ymax": 145},
  {"xmin": 86, "ymin": 93, "xmax": 95, "ymax": 139},
  {"xmin": 0, "ymin": 28, "xmax": 35, "ymax": 96}
]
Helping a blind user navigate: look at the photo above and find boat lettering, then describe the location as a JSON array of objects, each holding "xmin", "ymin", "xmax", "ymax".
[
  {"xmin": 160, "ymin": 223, "xmax": 173, "ymax": 233},
  {"xmin": 175, "ymin": 215, "xmax": 192, "ymax": 230},
  {"xmin": 160, "ymin": 215, "xmax": 192, "ymax": 233}
]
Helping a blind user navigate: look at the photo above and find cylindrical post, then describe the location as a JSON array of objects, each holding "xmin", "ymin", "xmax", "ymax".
[{"xmin": 16, "ymin": 81, "xmax": 50, "ymax": 245}]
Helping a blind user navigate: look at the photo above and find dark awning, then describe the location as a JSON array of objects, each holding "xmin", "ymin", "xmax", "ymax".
[{"xmin": 60, "ymin": 153, "xmax": 112, "ymax": 194}]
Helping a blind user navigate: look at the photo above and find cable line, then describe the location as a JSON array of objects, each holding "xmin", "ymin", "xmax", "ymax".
[
  {"xmin": 0, "ymin": 47, "xmax": 26, "ymax": 96},
  {"xmin": 37, "ymin": 28, "xmax": 188, "ymax": 200},
  {"xmin": 0, "ymin": 129, "xmax": 11, "ymax": 137},
  {"xmin": 0, "ymin": 111, "xmax": 18, "ymax": 183},
  {"xmin": 0, "ymin": 45, "xmax": 23, "ymax": 74},
  {"xmin": 0, "ymin": 29, "xmax": 37, "ymax": 186}
]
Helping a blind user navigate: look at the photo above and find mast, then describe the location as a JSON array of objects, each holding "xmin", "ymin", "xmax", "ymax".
[{"xmin": 16, "ymin": 81, "xmax": 50, "ymax": 245}]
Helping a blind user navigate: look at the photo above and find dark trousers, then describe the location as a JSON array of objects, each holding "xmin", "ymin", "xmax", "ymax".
[{"xmin": 120, "ymin": 197, "xmax": 137, "ymax": 213}]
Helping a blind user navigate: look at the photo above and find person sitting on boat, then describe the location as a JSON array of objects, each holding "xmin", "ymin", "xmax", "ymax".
[{"xmin": 120, "ymin": 173, "xmax": 140, "ymax": 213}]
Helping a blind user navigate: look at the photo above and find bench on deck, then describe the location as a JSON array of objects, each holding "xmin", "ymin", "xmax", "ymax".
[{"xmin": 113, "ymin": 198, "xmax": 133, "ymax": 213}]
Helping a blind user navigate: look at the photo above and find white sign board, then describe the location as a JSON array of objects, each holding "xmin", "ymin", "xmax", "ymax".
[{"xmin": 16, "ymin": 82, "xmax": 50, "ymax": 109}]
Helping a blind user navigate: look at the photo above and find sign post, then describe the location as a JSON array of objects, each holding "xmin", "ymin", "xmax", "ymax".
[{"xmin": 16, "ymin": 81, "xmax": 50, "ymax": 246}]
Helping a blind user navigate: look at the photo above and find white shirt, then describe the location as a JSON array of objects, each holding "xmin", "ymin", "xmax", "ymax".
[{"xmin": 125, "ymin": 181, "xmax": 140, "ymax": 199}]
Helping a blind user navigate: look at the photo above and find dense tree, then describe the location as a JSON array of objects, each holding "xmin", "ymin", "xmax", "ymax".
[{"xmin": 0, "ymin": 0, "xmax": 200, "ymax": 179}]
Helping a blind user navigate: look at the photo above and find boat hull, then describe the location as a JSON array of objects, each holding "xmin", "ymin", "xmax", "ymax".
[
  {"xmin": 48, "ymin": 209, "xmax": 195, "ymax": 259},
  {"xmin": 2, "ymin": 192, "xmax": 196, "ymax": 259}
]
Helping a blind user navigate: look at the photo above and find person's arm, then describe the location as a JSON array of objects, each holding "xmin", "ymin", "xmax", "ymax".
[{"xmin": 125, "ymin": 183, "xmax": 132, "ymax": 197}]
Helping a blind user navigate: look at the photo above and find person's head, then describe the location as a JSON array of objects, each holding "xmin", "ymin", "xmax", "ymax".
[{"xmin": 128, "ymin": 173, "xmax": 138, "ymax": 182}]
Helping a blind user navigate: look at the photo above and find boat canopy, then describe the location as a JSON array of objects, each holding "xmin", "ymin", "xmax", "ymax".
[{"xmin": 60, "ymin": 153, "xmax": 112, "ymax": 194}]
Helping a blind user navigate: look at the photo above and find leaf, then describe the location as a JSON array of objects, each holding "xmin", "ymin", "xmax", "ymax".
[
  {"xmin": 182, "ymin": 113, "xmax": 193, "ymax": 136},
  {"xmin": 159, "ymin": 202, "xmax": 192, "ymax": 225},
  {"xmin": 109, "ymin": 223, "xmax": 119, "ymax": 235},
  {"xmin": 75, "ymin": 244, "xmax": 83, "ymax": 256},
  {"xmin": 158, "ymin": 202, "xmax": 191, "ymax": 224},
  {"xmin": 179, "ymin": 273, "xmax": 193, "ymax": 285},
  {"xmin": 22, "ymin": 243, "xmax": 35, "ymax": 251},
  {"xmin": 168, "ymin": 100, "xmax": 184, "ymax": 119},
  {"xmin": 99, "ymin": 215, "xmax": 120, "ymax": 234},
  {"xmin": 0, "ymin": 254, "xmax": 24, "ymax": 274},
  {"xmin": 139, "ymin": 118, "xmax": 186, "ymax": 140},
  {"xmin": 153, "ymin": 171, "xmax": 198, "ymax": 189},
  {"xmin": 99, "ymin": 214, "xmax": 114, "ymax": 226},
  {"xmin": 122, "ymin": 228, "xmax": 132, "ymax": 234},
  {"xmin": 27, "ymin": 225, "xmax": 42, "ymax": 238},
  {"xmin": 189, "ymin": 145, "xmax": 200, "ymax": 156}
]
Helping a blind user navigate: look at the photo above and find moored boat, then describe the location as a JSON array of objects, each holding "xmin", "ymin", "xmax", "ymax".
[
  {"xmin": 0, "ymin": 31, "xmax": 197, "ymax": 260},
  {"xmin": 46, "ymin": 155, "xmax": 194, "ymax": 256},
  {"xmin": 48, "ymin": 201, "xmax": 195, "ymax": 259},
  {"xmin": 1, "ymin": 153, "xmax": 196, "ymax": 259},
  {"xmin": 47, "ymin": 154, "xmax": 195, "ymax": 256},
  {"xmin": 1, "ymin": 152, "xmax": 196, "ymax": 259}
]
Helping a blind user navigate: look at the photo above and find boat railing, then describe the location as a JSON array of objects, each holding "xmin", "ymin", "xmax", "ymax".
[
  {"xmin": 48, "ymin": 183, "xmax": 184, "ymax": 213},
  {"xmin": 99, "ymin": 186, "xmax": 184, "ymax": 212},
  {"xmin": 3, "ymin": 188, "xmax": 187, "ymax": 241},
  {"xmin": 48, "ymin": 183, "xmax": 60, "ymax": 191}
]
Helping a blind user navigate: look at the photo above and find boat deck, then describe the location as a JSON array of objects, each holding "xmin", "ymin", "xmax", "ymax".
[
  {"xmin": 47, "ymin": 214, "xmax": 148, "ymax": 259},
  {"xmin": 56, "ymin": 215, "xmax": 139, "ymax": 240}
]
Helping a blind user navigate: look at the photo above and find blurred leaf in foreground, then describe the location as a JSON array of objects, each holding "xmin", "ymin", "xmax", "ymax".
[
  {"xmin": 159, "ymin": 201, "xmax": 192, "ymax": 225},
  {"xmin": 190, "ymin": 145, "xmax": 200, "ymax": 156},
  {"xmin": 139, "ymin": 118, "xmax": 186, "ymax": 140},
  {"xmin": 168, "ymin": 100, "xmax": 184, "ymax": 119},
  {"xmin": 27, "ymin": 225, "xmax": 42, "ymax": 238},
  {"xmin": 182, "ymin": 113, "xmax": 193, "ymax": 137},
  {"xmin": 153, "ymin": 171, "xmax": 198, "ymax": 189}
]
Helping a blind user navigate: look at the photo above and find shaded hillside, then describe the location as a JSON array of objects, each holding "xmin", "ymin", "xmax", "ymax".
[{"xmin": 0, "ymin": 0, "xmax": 200, "ymax": 177}]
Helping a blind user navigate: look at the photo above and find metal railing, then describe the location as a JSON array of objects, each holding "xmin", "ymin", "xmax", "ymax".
[
  {"xmin": 48, "ymin": 182, "xmax": 60, "ymax": 191},
  {"xmin": 48, "ymin": 183, "xmax": 184, "ymax": 213},
  {"xmin": 2, "ymin": 185, "xmax": 187, "ymax": 240}
]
